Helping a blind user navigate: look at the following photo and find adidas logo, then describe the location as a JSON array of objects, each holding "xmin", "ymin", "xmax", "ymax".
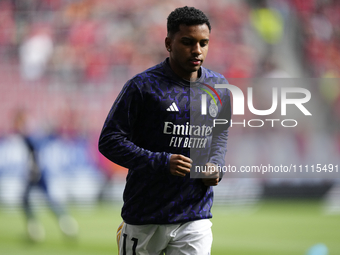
[{"xmin": 166, "ymin": 102, "xmax": 179, "ymax": 112}]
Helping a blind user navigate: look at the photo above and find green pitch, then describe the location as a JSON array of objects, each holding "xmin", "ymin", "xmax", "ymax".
[{"xmin": 0, "ymin": 200, "xmax": 339, "ymax": 255}]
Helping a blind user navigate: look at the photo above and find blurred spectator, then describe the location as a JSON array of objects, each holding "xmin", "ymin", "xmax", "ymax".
[
  {"xmin": 259, "ymin": 56, "xmax": 290, "ymax": 78},
  {"xmin": 296, "ymin": 0, "xmax": 340, "ymax": 77},
  {"xmin": 0, "ymin": 1, "xmax": 16, "ymax": 60},
  {"xmin": 19, "ymin": 25, "xmax": 53, "ymax": 81},
  {"xmin": 250, "ymin": 0, "xmax": 284, "ymax": 45}
]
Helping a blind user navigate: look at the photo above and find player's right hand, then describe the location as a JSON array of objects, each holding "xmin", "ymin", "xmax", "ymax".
[{"xmin": 169, "ymin": 154, "xmax": 192, "ymax": 177}]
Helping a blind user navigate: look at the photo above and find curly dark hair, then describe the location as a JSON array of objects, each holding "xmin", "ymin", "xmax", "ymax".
[{"xmin": 167, "ymin": 6, "xmax": 211, "ymax": 37}]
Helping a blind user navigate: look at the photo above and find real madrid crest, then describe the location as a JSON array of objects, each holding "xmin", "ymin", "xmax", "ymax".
[{"xmin": 209, "ymin": 99, "xmax": 218, "ymax": 117}]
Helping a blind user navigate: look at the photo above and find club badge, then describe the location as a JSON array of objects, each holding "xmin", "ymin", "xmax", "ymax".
[{"xmin": 209, "ymin": 99, "xmax": 218, "ymax": 117}]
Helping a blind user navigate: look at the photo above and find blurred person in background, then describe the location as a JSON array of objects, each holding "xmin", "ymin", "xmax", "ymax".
[
  {"xmin": 259, "ymin": 55, "xmax": 290, "ymax": 78},
  {"xmin": 249, "ymin": 0, "xmax": 284, "ymax": 47},
  {"xmin": 12, "ymin": 108, "xmax": 78, "ymax": 242},
  {"xmin": 19, "ymin": 25, "xmax": 54, "ymax": 81}
]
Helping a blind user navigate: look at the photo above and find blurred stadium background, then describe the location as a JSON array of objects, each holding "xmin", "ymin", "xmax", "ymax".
[{"xmin": 0, "ymin": 0, "xmax": 339, "ymax": 254}]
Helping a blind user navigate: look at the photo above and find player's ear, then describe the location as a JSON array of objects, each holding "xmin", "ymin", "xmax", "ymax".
[{"xmin": 165, "ymin": 37, "xmax": 172, "ymax": 52}]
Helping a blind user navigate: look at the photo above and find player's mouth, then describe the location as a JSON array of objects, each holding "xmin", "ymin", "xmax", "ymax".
[{"xmin": 189, "ymin": 58, "xmax": 202, "ymax": 66}]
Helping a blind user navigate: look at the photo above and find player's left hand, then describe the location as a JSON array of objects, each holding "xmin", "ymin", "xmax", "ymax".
[{"xmin": 202, "ymin": 163, "xmax": 219, "ymax": 186}]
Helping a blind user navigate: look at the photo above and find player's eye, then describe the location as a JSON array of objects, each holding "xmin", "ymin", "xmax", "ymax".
[
  {"xmin": 181, "ymin": 39, "xmax": 192, "ymax": 46},
  {"xmin": 200, "ymin": 41, "xmax": 209, "ymax": 47}
]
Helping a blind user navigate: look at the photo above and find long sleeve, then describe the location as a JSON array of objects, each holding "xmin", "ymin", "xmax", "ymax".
[
  {"xmin": 98, "ymin": 80, "xmax": 171, "ymax": 174},
  {"xmin": 208, "ymin": 88, "xmax": 232, "ymax": 177}
]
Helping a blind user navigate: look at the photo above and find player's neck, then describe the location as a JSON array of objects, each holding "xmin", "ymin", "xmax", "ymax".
[
  {"xmin": 182, "ymin": 71, "xmax": 198, "ymax": 82},
  {"xmin": 168, "ymin": 60, "xmax": 200, "ymax": 81}
]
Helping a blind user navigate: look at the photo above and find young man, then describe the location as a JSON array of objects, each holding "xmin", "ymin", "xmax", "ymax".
[
  {"xmin": 12, "ymin": 109, "xmax": 78, "ymax": 242},
  {"xmin": 99, "ymin": 6, "xmax": 231, "ymax": 254}
]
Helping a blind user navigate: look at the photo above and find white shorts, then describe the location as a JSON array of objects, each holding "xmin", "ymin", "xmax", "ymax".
[{"xmin": 116, "ymin": 219, "xmax": 213, "ymax": 255}]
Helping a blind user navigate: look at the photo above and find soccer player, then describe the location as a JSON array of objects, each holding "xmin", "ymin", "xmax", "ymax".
[
  {"xmin": 99, "ymin": 6, "xmax": 231, "ymax": 254},
  {"xmin": 12, "ymin": 109, "xmax": 78, "ymax": 242}
]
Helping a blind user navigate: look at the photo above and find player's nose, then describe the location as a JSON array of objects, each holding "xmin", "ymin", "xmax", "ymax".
[{"xmin": 192, "ymin": 42, "xmax": 202, "ymax": 55}]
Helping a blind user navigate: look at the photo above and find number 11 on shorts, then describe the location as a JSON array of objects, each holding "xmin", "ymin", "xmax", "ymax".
[{"xmin": 122, "ymin": 234, "xmax": 138, "ymax": 255}]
